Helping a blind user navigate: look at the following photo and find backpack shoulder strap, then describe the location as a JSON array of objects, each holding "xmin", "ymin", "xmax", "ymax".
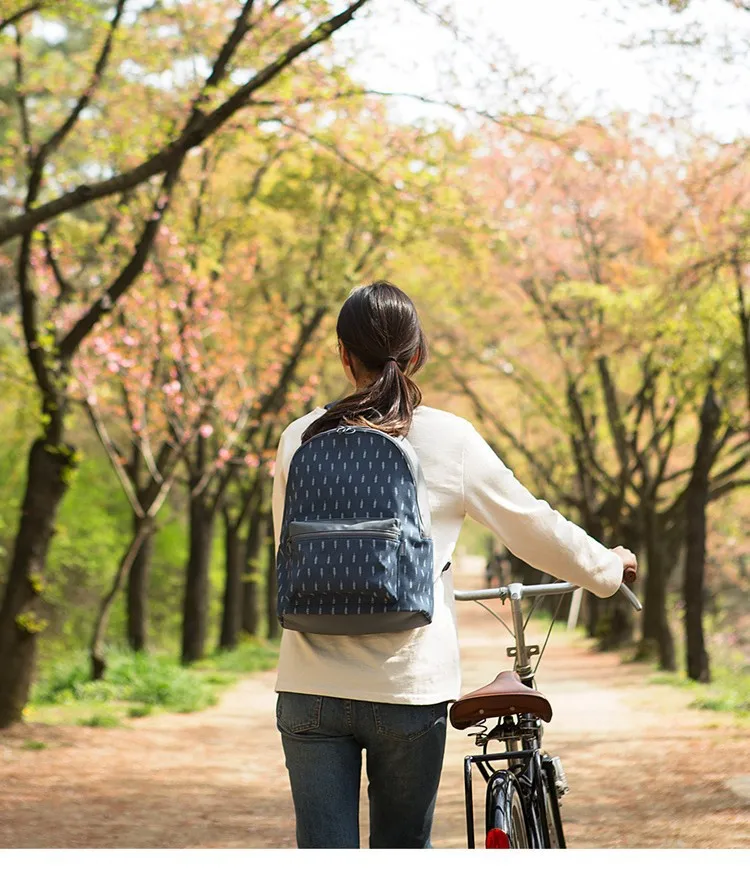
[{"xmin": 393, "ymin": 435, "xmax": 431, "ymax": 538}]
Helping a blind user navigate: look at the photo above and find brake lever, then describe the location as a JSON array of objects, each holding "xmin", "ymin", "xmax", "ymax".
[{"xmin": 618, "ymin": 572, "xmax": 642, "ymax": 612}]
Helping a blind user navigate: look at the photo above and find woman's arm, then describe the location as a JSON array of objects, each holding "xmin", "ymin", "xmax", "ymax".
[{"xmin": 461, "ymin": 422, "xmax": 626, "ymax": 598}]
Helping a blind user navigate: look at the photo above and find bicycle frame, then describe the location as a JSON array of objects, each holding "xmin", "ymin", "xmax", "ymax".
[{"xmin": 454, "ymin": 580, "xmax": 641, "ymax": 848}]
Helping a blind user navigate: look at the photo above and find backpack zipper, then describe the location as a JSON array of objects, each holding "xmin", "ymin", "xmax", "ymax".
[{"xmin": 286, "ymin": 528, "xmax": 400, "ymax": 555}]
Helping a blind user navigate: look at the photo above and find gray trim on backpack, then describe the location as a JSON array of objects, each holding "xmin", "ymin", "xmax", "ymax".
[
  {"xmin": 281, "ymin": 611, "xmax": 432, "ymax": 635},
  {"xmin": 288, "ymin": 517, "xmax": 401, "ymax": 538}
]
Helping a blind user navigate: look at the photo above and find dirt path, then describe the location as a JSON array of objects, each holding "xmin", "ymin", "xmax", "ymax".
[{"xmin": 1, "ymin": 578, "xmax": 749, "ymax": 849}]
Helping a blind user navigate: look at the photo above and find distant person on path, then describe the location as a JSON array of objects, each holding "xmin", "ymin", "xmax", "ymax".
[{"xmin": 271, "ymin": 280, "xmax": 637, "ymax": 849}]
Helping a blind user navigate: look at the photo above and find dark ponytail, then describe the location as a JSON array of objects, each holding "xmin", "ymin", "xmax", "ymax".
[{"xmin": 301, "ymin": 281, "xmax": 427, "ymax": 443}]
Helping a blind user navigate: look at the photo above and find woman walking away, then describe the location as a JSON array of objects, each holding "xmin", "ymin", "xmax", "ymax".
[{"xmin": 271, "ymin": 280, "xmax": 637, "ymax": 849}]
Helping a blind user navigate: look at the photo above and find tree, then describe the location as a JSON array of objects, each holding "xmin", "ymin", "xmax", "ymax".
[
  {"xmin": 437, "ymin": 118, "xmax": 750, "ymax": 669},
  {"xmin": 72, "ymin": 233, "xmax": 257, "ymax": 676},
  {"xmin": 0, "ymin": 0, "xmax": 372, "ymax": 728}
]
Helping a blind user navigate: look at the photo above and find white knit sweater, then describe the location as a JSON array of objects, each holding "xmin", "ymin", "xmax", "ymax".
[{"xmin": 272, "ymin": 405, "xmax": 623, "ymax": 704}]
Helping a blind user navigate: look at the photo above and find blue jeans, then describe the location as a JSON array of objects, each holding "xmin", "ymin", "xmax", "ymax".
[{"xmin": 276, "ymin": 692, "xmax": 448, "ymax": 849}]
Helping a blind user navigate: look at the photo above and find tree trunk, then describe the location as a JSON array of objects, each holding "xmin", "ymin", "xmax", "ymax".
[
  {"xmin": 127, "ymin": 509, "xmax": 153, "ymax": 653},
  {"xmin": 265, "ymin": 521, "xmax": 279, "ymax": 640},
  {"xmin": 242, "ymin": 509, "xmax": 267, "ymax": 636},
  {"xmin": 90, "ymin": 519, "xmax": 153, "ymax": 680},
  {"xmin": 219, "ymin": 511, "xmax": 244, "ymax": 651},
  {"xmin": 595, "ymin": 513, "xmax": 640, "ymax": 650},
  {"xmin": 582, "ymin": 516, "xmax": 605, "ymax": 637},
  {"xmin": 683, "ymin": 386, "xmax": 721, "ymax": 683},
  {"xmin": 595, "ymin": 596, "xmax": 634, "ymax": 651},
  {"xmin": 0, "ymin": 437, "xmax": 76, "ymax": 728},
  {"xmin": 181, "ymin": 495, "xmax": 215, "ymax": 664},
  {"xmin": 243, "ymin": 580, "xmax": 259, "ymax": 636},
  {"xmin": 638, "ymin": 512, "xmax": 676, "ymax": 670},
  {"xmin": 584, "ymin": 591, "xmax": 600, "ymax": 639}
]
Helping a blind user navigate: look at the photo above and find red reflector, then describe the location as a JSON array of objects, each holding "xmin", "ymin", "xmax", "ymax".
[{"xmin": 486, "ymin": 828, "xmax": 511, "ymax": 849}]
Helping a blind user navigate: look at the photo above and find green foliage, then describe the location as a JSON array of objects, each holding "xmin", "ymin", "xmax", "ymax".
[
  {"xmin": 41, "ymin": 441, "xmax": 132, "ymax": 653},
  {"xmin": 202, "ymin": 638, "xmax": 280, "ymax": 674},
  {"xmin": 33, "ymin": 650, "xmax": 218, "ymax": 712},
  {"xmin": 30, "ymin": 639, "xmax": 279, "ymax": 726},
  {"xmin": 78, "ymin": 712, "xmax": 122, "ymax": 728},
  {"xmin": 691, "ymin": 692, "xmax": 750, "ymax": 715},
  {"xmin": 650, "ymin": 666, "xmax": 750, "ymax": 716},
  {"xmin": 21, "ymin": 740, "xmax": 47, "ymax": 751},
  {"xmin": 126, "ymin": 704, "xmax": 153, "ymax": 719},
  {"xmin": 15, "ymin": 610, "xmax": 49, "ymax": 634}
]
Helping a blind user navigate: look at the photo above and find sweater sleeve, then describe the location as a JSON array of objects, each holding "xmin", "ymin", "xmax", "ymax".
[
  {"xmin": 271, "ymin": 430, "xmax": 289, "ymax": 554},
  {"xmin": 461, "ymin": 422, "xmax": 623, "ymax": 598}
]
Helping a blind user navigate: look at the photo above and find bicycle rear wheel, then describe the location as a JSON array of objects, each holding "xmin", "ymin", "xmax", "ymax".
[{"xmin": 485, "ymin": 771, "xmax": 530, "ymax": 849}]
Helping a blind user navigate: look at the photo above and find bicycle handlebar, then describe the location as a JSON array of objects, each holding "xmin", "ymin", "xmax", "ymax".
[
  {"xmin": 618, "ymin": 576, "xmax": 642, "ymax": 611},
  {"xmin": 454, "ymin": 575, "xmax": 643, "ymax": 612}
]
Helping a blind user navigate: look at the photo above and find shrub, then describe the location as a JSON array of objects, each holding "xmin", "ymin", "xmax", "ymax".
[{"xmin": 78, "ymin": 712, "xmax": 121, "ymax": 728}]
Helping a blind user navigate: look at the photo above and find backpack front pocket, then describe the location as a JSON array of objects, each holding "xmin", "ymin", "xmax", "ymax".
[{"xmin": 284, "ymin": 517, "xmax": 401, "ymax": 611}]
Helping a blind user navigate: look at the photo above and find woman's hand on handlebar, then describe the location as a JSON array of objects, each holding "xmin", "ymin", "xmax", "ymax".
[{"xmin": 611, "ymin": 546, "xmax": 637, "ymax": 583}]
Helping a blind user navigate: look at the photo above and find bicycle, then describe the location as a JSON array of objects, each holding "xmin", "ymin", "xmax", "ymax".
[{"xmin": 451, "ymin": 574, "xmax": 641, "ymax": 849}]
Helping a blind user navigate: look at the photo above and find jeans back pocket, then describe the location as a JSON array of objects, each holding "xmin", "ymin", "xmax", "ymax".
[
  {"xmin": 372, "ymin": 701, "xmax": 448, "ymax": 742},
  {"xmin": 276, "ymin": 692, "xmax": 323, "ymax": 735}
]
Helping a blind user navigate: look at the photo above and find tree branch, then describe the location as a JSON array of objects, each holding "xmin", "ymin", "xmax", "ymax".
[
  {"xmin": 39, "ymin": 0, "xmax": 127, "ymax": 162},
  {"xmin": 14, "ymin": 25, "xmax": 32, "ymax": 166},
  {"xmin": 0, "ymin": 0, "xmax": 372, "ymax": 244},
  {"xmin": 83, "ymin": 397, "xmax": 144, "ymax": 517},
  {"xmin": 0, "ymin": 2, "xmax": 42, "ymax": 35},
  {"xmin": 446, "ymin": 361, "xmax": 573, "ymax": 505},
  {"xmin": 709, "ymin": 478, "xmax": 750, "ymax": 502},
  {"xmin": 58, "ymin": 161, "xmax": 182, "ymax": 358},
  {"xmin": 208, "ymin": 304, "xmax": 329, "ymax": 511},
  {"xmin": 44, "ymin": 230, "xmax": 78, "ymax": 312},
  {"xmin": 596, "ymin": 356, "xmax": 629, "ymax": 471}
]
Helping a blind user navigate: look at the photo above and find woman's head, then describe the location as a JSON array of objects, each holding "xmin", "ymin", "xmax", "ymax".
[{"xmin": 302, "ymin": 280, "xmax": 427, "ymax": 443}]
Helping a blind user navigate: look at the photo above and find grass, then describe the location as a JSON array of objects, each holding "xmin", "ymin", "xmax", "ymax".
[
  {"xmin": 26, "ymin": 637, "xmax": 279, "ymax": 728},
  {"xmin": 649, "ymin": 664, "xmax": 750, "ymax": 717},
  {"xmin": 126, "ymin": 704, "xmax": 153, "ymax": 719},
  {"xmin": 202, "ymin": 641, "xmax": 280, "ymax": 674},
  {"xmin": 78, "ymin": 712, "xmax": 122, "ymax": 728}
]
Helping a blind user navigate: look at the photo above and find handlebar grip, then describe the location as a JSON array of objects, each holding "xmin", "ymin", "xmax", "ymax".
[{"xmin": 619, "ymin": 578, "xmax": 642, "ymax": 611}]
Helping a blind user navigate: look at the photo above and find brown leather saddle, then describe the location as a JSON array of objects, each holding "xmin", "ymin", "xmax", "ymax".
[{"xmin": 450, "ymin": 670, "xmax": 553, "ymax": 730}]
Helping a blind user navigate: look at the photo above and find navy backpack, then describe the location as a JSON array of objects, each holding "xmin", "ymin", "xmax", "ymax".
[{"xmin": 276, "ymin": 424, "xmax": 436, "ymax": 634}]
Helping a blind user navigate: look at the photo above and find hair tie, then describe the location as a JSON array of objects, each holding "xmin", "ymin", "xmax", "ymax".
[{"xmin": 385, "ymin": 356, "xmax": 398, "ymax": 363}]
